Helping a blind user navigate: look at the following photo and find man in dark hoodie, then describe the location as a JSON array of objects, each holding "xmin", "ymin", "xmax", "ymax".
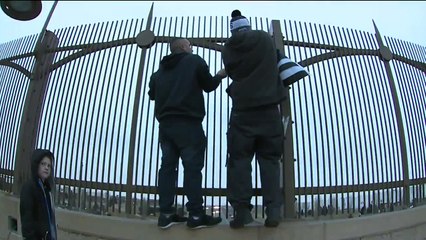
[
  {"xmin": 20, "ymin": 149, "xmax": 57, "ymax": 240},
  {"xmin": 148, "ymin": 38, "xmax": 227, "ymax": 229},
  {"xmin": 221, "ymin": 10, "xmax": 285, "ymax": 229}
]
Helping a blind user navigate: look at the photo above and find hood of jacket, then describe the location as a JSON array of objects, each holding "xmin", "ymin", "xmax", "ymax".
[
  {"xmin": 223, "ymin": 30, "xmax": 272, "ymax": 80},
  {"xmin": 225, "ymin": 30, "xmax": 263, "ymax": 53},
  {"xmin": 222, "ymin": 29, "xmax": 284, "ymax": 110},
  {"xmin": 31, "ymin": 149, "xmax": 55, "ymax": 191},
  {"xmin": 160, "ymin": 52, "xmax": 189, "ymax": 69}
]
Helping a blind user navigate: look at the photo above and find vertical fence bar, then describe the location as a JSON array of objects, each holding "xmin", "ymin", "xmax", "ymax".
[
  {"xmin": 373, "ymin": 23, "xmax": 410, "ymax": 207},
  {"xmin": 394, "ymin": 38, "xmax": 416, "ymax": 206},
  {"xmin": 62, "ymin": 24, "xmax": 85, "ymax": 209},
  {"xmin": 89, "ymin": 21, "xmax": 114, "ymax": 209},
  {"xmin": 299, "ymin": 22, "xmax": 321, "ymax": 216},
  {"xmin": 131, "ymin": 17, "xmax": 145, "ymax": 215},
  {"xmin": 48, "ymin": 26, "xmax": 74, "ymax": 206},
  {"xmin": 147, "ymin": 16, "xmax": 161, "ymax": 214},
  {"xmin": 219, "ymin": 15, "xmax": 225, "ymax": 217},
  {"xmin": 391, "ymin": 38, "xmax": 424, "ymax": 206},
  {"xmin": 384, "ymin": 37, "xmax": 403, "ymax": 205},
  {"xmin": 83, "ymin": 22, "xmax": 108, "ymax": 210},
  {"xmin": 327, "ymin": 25, "xmax": 341, "ymax": 214},
  {"xmin": 64, "ymin": 24, "xmax": 87, "ymax": 209},
  {"xmin": 225, "ymin": 15, "xmax": 230, "ymax": 218},
  {"xmin": 272, "ymin": 19, "xmax": 295, "ymax": 219},
  {"xmin": 356, "ymin": 29, "xmax": 389, "ymax": 211},
  {"xmin": 298, "ymin": 21, "xmax": 314, "ymax": 217},
  {"xmin": 52, "ymin": 25, "xmax": 76, "ymax": 206},
  {"xmin": 3, "ymin": 36, "xmax": 19, "ymax": 189},
  {"xmin": 111, "ymin": 19, "xmax": 129, "ymax": 213},
  {"xmin": 339, "ymin": 29, "xmax": 366, "ymax": 214},
  {"xmin": 312, "ymin": 23, "xmax": 324, "ymax": 214},
  {"xmin": 343, "ymin": 28, "xmax": 359, "ymax": 213},
  {"xmin": 66, "ymin": 23, "xmax": 92, "ymax": 210},
  {"xmin": 75, "ymin": 22, "xmax": 102, "ymax": 210},
  {"xmin": 411, "ymin": 44, "xmax": 426, "ymax": 204},
  {"xmin": 121, "ymin": 18, "xmax": 140, "ymax": 215},
  {"xmin": 290, "ymin": 20, "xmax": 307, "ymax": 217},
  {"xmin": 398, "ymin": 39, "xmax": 419, "ymax": 205},
  {"xmin": 342, "ymin": 29, "xmax": 363, "ymax": 214},
  {"xmin": 334, "ymin": 26, "xmax": 344, "ymax": 214},
  {"xmin": 94, "ymin": 20, "xmax": 119, "ymax": 211},
  {"xmin": 113, "ymin": 18, "xmax": 136, "ymax": 214},
  {"xmin": 135, "ymin": 15, "xmax": 155, "ymax": 215},
  {"xmin": 316, "ymin": 24, "xmax": 331, "ymax": 215},
  {"xmin": 403, "ymin": 41, "xmax": 425, "ymax": 205},
  {"xmin": 127, "ymin": 4, "xmax": 154, "ymax": 214}
]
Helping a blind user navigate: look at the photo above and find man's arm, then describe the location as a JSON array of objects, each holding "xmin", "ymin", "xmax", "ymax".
[
  {"xmin": 148, "ymin": 72, "xmax": 157, "ymax": 100},
  {"xmin": 196, "ymin": 57, "xmax": 227, "ymax": 92}
]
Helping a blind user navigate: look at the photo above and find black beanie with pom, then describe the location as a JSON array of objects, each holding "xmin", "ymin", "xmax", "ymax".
[{"xmin": 230, "ymin": 9, "xmax": 251, "ymax": 34}]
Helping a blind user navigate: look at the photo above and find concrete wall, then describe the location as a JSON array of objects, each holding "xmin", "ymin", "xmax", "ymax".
[{"xmin": 1, "ymin": 191, "xmax": 425, "ymax": 240}]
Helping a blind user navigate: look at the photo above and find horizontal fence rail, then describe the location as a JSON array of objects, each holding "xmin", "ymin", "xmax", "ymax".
[{"xmin": 0, "ymin": 12, "xmax": 425, "ymax": 220}]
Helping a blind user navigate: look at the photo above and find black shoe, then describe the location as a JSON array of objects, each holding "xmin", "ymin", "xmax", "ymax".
[
  {"xmin": 264, "ymin": 218, "xmax": 280, "ymax": 227},
  {"xmin": 264, "ymin": 207, "xmax": 281, "ymax": 228},
  {"xmin": 187, "ymin": 214, "xmax": 222, "ymax": 229},
  {"xmin": 230, "ymin": 207, "xmax": 254, "ymax": 229},
  {"xmin": 157, "ymin": 213, "xmax": 188, "ymax": 229}
]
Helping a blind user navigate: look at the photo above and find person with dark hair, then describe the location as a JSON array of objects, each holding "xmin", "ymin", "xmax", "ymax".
[
  {"xmin": 20, "ymin": 149, "xmax": 57, "ymax": 240},
  {"xmin": 222, "ymin": 10, "xmax": 285, "ymax": 229},
  {"xmin": 149, "ymin": 38, "xmax": 227, "ymax": 229}
]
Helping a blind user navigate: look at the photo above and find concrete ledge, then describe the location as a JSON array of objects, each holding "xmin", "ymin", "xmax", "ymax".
[{"xmin": 1, "ymin": 191, "xmax": 425, "ymax": 240}]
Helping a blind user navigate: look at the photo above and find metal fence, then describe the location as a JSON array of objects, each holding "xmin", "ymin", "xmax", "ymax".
[{"xmin": 0, "ymin": 8, "xmax": 425, "ymax": 220}]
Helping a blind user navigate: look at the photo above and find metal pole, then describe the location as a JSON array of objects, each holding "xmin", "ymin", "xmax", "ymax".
[
  {"xmin": 12, "ymin": 1, "xmax": 59, "ymax": 195},
  {"xmin": 270, "ymin": 20, "xmax": 296, "ymax": 219},
  {"xmin": 372, "ymin": 20, "xmax": 410, "ymax": 207},
  {"xmin": 34, "ymin": 0, "xmax": 58, "ymax": 55},
  {"xmin": 126, "ymin": 3, "xmax": 154, "ymax": 215}
]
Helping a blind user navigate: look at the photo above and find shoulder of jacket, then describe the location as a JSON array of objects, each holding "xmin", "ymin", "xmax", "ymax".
[
  {"xmin": 188, "ymin": 54, "xmax": 207, "ymax": 65},
  {"xmin": 187, "ymin": 53, "xmax": 202, "ymax": 60}
]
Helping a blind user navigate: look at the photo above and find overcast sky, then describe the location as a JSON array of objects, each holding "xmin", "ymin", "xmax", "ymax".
[{"xmin": 0, "ymin": 1, "xmax": 425, "ymax": 46}]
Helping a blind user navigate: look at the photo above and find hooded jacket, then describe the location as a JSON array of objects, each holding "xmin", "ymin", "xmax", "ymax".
[
  {"xmin": 148, "ymin": 52, "xmax": 223, "ymax": 122},
  {"xmin": 20, "ymin": 149, "xmax": 57, "ymax": 240},
  {"xmin": 222, "ymin": 30, "xmax": 285, "ymax": 110}
]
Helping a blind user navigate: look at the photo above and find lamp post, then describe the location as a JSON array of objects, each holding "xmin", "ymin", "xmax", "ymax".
[
  {"xmin": 2, "ymin": 0, "xmax": 60, "ymax": 195},
  {"xmin": 1, "ymin": 0, "xmax": 42, "ymax": 21}
]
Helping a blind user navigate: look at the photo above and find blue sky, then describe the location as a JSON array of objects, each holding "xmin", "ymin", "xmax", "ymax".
[{"xmin": 0, "ymin": 1, "xmax": 425, "ymax": 46}]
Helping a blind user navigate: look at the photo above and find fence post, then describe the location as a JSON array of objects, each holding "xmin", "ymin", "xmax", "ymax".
[
  {"xmin": 372, "ymin": 21, "xmax": 410, "ymax": 207},
  {"xmin": 270, "ymin": 20, "xmax": 296, "ymax": 219},
  {"xmin": 126, "ymin": 3, "xmax": 154, "ymax": 215},
  {"xmin": 12, "ymin": 31, "xmax": 59, "ymax": 195}
]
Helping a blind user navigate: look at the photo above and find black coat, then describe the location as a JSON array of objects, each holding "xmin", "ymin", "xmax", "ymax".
[
  {"xmin": 222, "ymin": 30, "xmax": 285, "ymax": 110},
  {"xmin": 148, "ymin": 52, "xmax": 223, "ymax": 122},
  {"xmin": 20, "ymin": 149, "xmax": 57, "ymax": 240}
]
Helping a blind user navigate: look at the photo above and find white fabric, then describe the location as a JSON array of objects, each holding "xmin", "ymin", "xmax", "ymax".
[
  {"xmin": 230, "ymin": 18, "xmax": 250, "ymax": 31},
  {"xmin": 277, "ymin": 57, "xmax": 309, "ymax": 81}
]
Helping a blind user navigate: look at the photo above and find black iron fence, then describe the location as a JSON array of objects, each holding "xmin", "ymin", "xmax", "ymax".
[{"xmin": 0, "ymin": 9, "xmax": 425, "ymax": 220}]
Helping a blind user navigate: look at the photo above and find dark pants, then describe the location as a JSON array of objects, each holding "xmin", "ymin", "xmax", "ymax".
[
  {"xmin": 227, "ymin": 105, "xmax": 283, "ymax": 217},
  {"xmin": 158, "ymin": 119, "xmax": 206, "ymax": 216}
]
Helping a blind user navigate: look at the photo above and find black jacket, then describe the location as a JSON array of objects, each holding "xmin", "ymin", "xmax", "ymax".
[
  {"xmin": 20, "ymin": 149, "xmax": 57, "ymax": 240},
  {"xmin": 222, "ymin": 30, "xmax": 285, "ymax": 110},
  {"xmin": 148, "ymin": 52, "xmax": 223, "ymax": 122}
]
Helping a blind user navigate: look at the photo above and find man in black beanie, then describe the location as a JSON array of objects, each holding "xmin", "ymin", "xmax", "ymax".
[{"xmin": 222, "ymin": 10, "xmax": 285, "ymax": 228}]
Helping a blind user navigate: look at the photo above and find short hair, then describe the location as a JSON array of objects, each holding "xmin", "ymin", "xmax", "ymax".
[{"xmin": 170, "ymin": 38, "xmax": 186, "ymax": 54}]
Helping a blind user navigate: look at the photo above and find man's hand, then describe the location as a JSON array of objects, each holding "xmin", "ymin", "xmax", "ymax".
[{"xmin": 216, "ymin": 68, "xmax": 227, "ymax": 79}]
